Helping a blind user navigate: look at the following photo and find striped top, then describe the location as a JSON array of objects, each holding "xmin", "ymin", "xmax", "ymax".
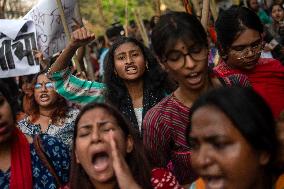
[
  {"xmin": 49, "ymin": 67, "xmax": 105, "ymax": 105},
  {"xmin": 213, "ymin": 60, "xmax": 251, "ymax": 87},
  {"xmin": 143, "ymin": 94, "xmax": 196, "ymax": 185}
]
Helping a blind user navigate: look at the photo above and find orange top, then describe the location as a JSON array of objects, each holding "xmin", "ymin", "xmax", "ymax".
[
  {"xmin": 192, "ymin": 175, "xmax": 284, "ymax": 189},
  {"xmin": 275, "ymin": 174, "xmax": 284, "ymax": 189},
  {"xmin": 190, "ymin": 178, "xmax": 206, "ymax": 189}
]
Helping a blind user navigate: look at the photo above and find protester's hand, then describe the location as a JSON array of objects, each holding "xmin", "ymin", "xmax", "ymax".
[
  {"xmin": 69, "ymin": 27, "xmax": 95, "ymax": 49},
  {"xmin": 108, "ymin": 131, "xmax": 142, "ymax": 189},
  {"xmin": 33, "ymin": 50, "xmax": 49, "ymax": 69},
  {"xmin": 33, "ymin": 50, "xmax": 44, "ymax": 62}
]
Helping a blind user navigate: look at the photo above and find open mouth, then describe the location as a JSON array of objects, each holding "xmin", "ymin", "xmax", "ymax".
[
  {"xmin": 92, "ymin": 151, "xmax": 110, "ymax": 172},
  {"xmin": 125, "ymin": 65, "xmax": 138, "ymax": 74},
  {"xmin": 185, "ymin": 72, "xmax": 202, "ymax": 85},
  {"xmin": 40, "ymin": 94, "xmax": 49, "ymax": 101},
  {"xmin": 203, "ymin": 176, "xmax": 225, "ymax": 189},
  {"xmin": 276, "ymin": 17, "xmax": 282, "ymax": 21}
]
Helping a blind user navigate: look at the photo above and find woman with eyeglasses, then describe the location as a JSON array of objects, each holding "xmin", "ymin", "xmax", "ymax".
[
  {"xmin": 143, "ymin": 11, "xmax": 230, "ymax": 187},
  {"xmin": 17, "ymin": 69, "xmax": 79, "ymax": 149},
  {"xmin": 214, "ymin": 6, "xmax": 284, "ymax": 118},
  {"xmin": 0, "ymin": 80, "xmax": 70, "ymax": 189}
]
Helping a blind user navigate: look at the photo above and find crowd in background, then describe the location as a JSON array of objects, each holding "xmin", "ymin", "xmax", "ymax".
[{"xmin": 1, "ymin": 0, "xmax": 284, "ymax": 189}]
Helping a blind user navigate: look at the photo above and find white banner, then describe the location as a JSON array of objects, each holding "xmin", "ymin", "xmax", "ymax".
[
  {"xmin": 24, "ymin": 0, "xmax": 76, "ymax": 58},
  {"xmin": 0, "ymin": 20, "xmax": 40, "ymax": 78}
]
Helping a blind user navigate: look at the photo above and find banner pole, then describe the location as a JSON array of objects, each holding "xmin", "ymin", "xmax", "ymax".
[
  {"xmin": 133, "ymin": 10, "xmax": 149, "ymax": 47},
  {"xmin": 155, "ymin": 0, "xmax": 161, "ymax": 16},
  {"xmin": 125, "ymin": 0, "xmax": 129, "ymax": 37},
  {"xmin": 56, "ymin": 0, "xmax": 81, "ymax": 72},
  {"xmin": 201, "ymin": 0, "xmax": 210, "ymax": 30},
  {"xmin": 191, "ymin": 0, "xmax": 202, "ymax": 18}
]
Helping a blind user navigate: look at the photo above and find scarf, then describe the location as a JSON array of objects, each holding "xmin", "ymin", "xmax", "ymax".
[
  {"xmin": 214, "ymin": 58, "xmax": 284, "ymax": 118},
  {"xmin": 10, "ymin": 127, "xmax": 32, "ymax": 189},
  {"xmin": 247, "ymin": 58, "xmax": 284, "ymax": 118}
]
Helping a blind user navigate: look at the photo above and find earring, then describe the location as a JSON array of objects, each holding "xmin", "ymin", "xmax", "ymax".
[{"xmin": 146, "ymin": 63, "xmax": 149, "ymax": 71}]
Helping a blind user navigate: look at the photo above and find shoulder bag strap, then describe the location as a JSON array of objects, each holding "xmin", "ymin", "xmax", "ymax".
[{"xmin": 34, "ymin": 135, "xmax": 62, "ymax": 187}]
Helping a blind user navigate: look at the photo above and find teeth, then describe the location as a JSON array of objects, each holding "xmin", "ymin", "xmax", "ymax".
[
  {"xmin": 205, "ymin": 177, "xmax": 225, "ymax": 189},
  {"xmin": 127, "ymin": 67, "xmax": 136, "ymax": 71},
  {"xmin": 189, "ymin": 73, "xmax": 198, "ymax": 77},
  {"xmin": 126, "ymin": 66, "xmax": 136, "ymax": 71}
]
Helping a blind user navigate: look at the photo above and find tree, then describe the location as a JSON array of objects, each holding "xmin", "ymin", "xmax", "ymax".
[
  {"xmin": 79, "ymin": 0, "xmax": 184, "ymax": 34},
  {"xmin": 0, "ymin": 0, "xmax": 7, "ymax": 18},
  {"xmin": 0, "ymin": 0, "xmax": 36, "ymax": 19}
]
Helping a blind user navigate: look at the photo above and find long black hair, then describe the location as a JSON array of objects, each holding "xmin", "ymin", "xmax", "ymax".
[
  {"xmin": 69, "ymin": 102, "xmax": 152, "ymax": 189},
  {"xmin": 104, "ymin": 36, "xmax": 175, "ymax": 131}
]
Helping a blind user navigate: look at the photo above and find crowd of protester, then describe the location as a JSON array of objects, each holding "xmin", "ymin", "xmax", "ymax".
[{"xmin": 1, "ymin": 0, "xmax": 284, "ymax": 189}]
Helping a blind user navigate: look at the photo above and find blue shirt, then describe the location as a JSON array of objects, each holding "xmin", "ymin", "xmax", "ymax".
[{"xmin": 0, "ymin": 134, "xmax": 70, "ymax": 189}]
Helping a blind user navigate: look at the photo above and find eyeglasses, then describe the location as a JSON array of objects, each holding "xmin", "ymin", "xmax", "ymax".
[
  {"xmin": 34, "ymin": 82, "xmax": 54, "ymax": 90},
  {"xmin": 230, "ymin": 39, "xmax": 263, "ymax": 60},
  {"xmin": 163, "ymin": 48, "xmax": 208, "ymax": 69}
]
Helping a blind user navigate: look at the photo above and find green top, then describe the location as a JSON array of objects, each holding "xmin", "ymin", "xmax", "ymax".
[
  {"xmin": 50, "ymin": 67, "xmax": 106, "ymax": 105},
  {"xmin": 258, "ymin": 9, "xmax": 272, "ymax": 25}
]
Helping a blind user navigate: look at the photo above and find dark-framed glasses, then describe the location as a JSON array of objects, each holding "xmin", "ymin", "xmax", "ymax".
[
  {"xmin": 34, "ymin": 82, "xmax": 54, "ymax": 90},
  {"xmin": 163, "ymin": 48, "xmax": 208, "ymax": 69},
  {"xmin": 230, "ymin": 39, "xmax": 263, "ymax": 60}
]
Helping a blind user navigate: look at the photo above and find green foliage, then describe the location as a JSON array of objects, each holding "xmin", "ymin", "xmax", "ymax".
[{"xmin": 79, "ymin": 0, "xmax": 184, "ymax": 35}]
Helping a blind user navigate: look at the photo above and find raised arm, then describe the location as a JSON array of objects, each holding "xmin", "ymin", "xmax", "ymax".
[
  {"xmin": 48, "ymin": 27, "xmax": 95, "ymax": 75},
  {"xmin": 47, "ymin": 28, "xmax": 106, "ymax": 105}
]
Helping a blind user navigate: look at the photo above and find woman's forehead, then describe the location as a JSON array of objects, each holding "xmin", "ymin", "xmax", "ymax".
[
  {"xmin": 231, "ymin": 28, "xmax": 261, "ymax": 47},
  {"xmin": 80, "ymin": 108, "xmax": 115, "ymax": 121},
  {"xmin": 165, "ymin": 38, "xmax": 202, "ymax": 53},
  {"xmin": 115, "ymin": 42, "xmax": 141, "ymax": 54},
  {"xmin": 272, "ymin": 4, "xmax": 282, "ymax": 10},
  {"xmin": 37, "ymin": 73, "xmax": 49, "ymax": 81}
]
